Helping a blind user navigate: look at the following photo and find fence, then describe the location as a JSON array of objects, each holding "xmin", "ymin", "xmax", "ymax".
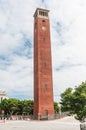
[{"xmin": 0, "ymin": 112, "xmax": 69, "ymax": 121}]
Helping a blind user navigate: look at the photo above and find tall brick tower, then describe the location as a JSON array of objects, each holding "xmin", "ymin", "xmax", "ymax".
[{"xmin": 33, "ymin": 8, "xmax": 54, "ymax": 120}]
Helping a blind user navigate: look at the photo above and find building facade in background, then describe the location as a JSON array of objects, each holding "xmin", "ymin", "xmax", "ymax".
[
  {"xmin": 0, "ymin": 91, "xmax": 8, "ymax": 103},
  {"xmin": 33, "ymin": 8, "xmax": 55, "ymax": 120}
]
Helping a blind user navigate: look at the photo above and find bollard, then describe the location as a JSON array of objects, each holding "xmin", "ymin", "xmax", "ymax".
[{"xmin": 80, "ymin": 123, "xmax": 86, "ymax": 130}]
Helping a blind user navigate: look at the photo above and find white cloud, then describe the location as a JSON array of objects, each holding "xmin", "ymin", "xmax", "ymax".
[
  {"xmin": 49, "ymin": 0, "xmax": 86, "ymax": 101},
  {"xmin": 0, "ymin": 0, "xmax": 86, "ymax": 101},
  {"xmin": 0, "ymin": 56, "xmax": 33, "ymax": 99}
]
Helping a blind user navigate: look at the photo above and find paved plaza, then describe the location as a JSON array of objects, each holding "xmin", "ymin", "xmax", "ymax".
[{"xmin": 0, "ymin": 116, "xmax": 80, "ymax": 130}]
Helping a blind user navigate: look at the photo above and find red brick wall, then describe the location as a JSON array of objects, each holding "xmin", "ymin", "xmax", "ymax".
[{"xmin": 34, "ymin": 16, "xmax": 54, "ymax": 117}]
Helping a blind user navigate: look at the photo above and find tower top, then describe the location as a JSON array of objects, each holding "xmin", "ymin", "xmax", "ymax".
[{"xmin": 33, "ymin": 8, "xmax": 50, "ymax": 20}]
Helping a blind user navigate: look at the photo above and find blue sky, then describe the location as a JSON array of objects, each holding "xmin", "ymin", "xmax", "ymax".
[{"xmin": 0, "ymin": 0, "xmax": 86, "ymax": 101}]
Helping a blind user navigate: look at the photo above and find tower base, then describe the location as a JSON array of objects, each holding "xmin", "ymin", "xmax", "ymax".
[{"xmin": 33, "ymin": 114, "xmax": 55, "ymax": 120}]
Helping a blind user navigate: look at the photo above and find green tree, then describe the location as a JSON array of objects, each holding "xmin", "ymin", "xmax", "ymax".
[
  {"xmin": 0, "ymin": 99, "xmax": 9, "ymax": 115},
  {"xmin": 60, "ymin": 87, "xmax": 73, "ymax": 112},
  {"xmin": 60, "ymin": 81, "xmax": 86, "ymax": 121},
  {"xmin": 0, "ymin": 98, "xmax": 60, "ymax": 117},
  {"xmin": 54, "ymin": 102, "xmax": 59, "ymax": 114},
  {"xmin": 73, "ymin": 82, "xmax": 86, "ymax": 121},
  {"xmin": 17, "ymin": 100, "xmax": 24, "ymax": 115},
  {"xmin": 22, "ymin": 100, "xmax": 34, "ymax": 115},
  {"xmin": 1, "ymin": 98, "xmax": 19, "ymax": 115},
  {"xmin": 0, "ymin": 99, "xmax": 34, "ymax": 116}
]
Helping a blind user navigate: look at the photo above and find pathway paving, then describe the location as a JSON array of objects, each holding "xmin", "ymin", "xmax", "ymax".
[{"xmin": 0, "ymin": 116, "xmax": 80, "ymax": 130}]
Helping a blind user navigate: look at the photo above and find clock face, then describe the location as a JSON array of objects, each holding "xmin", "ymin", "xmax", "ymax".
[{"xmin": 42, "ymin": 26, "xmax": 46, "ymax": 31}]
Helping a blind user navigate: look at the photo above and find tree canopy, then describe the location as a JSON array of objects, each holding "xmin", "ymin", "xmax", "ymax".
[
  {"xmin": 54, "ymin": 102, "xmax": 59, "ymax": 114},
  {"xmin": 0, "ymin": 98, "xmax": 34, "ymax": 116},
  {"xmin": 0, "ymin": 98, "xmax": 59, "ymax": 116},
  {"xmin": 60, "ymin": 81, "xmax": 86, "ymax": 121}
]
